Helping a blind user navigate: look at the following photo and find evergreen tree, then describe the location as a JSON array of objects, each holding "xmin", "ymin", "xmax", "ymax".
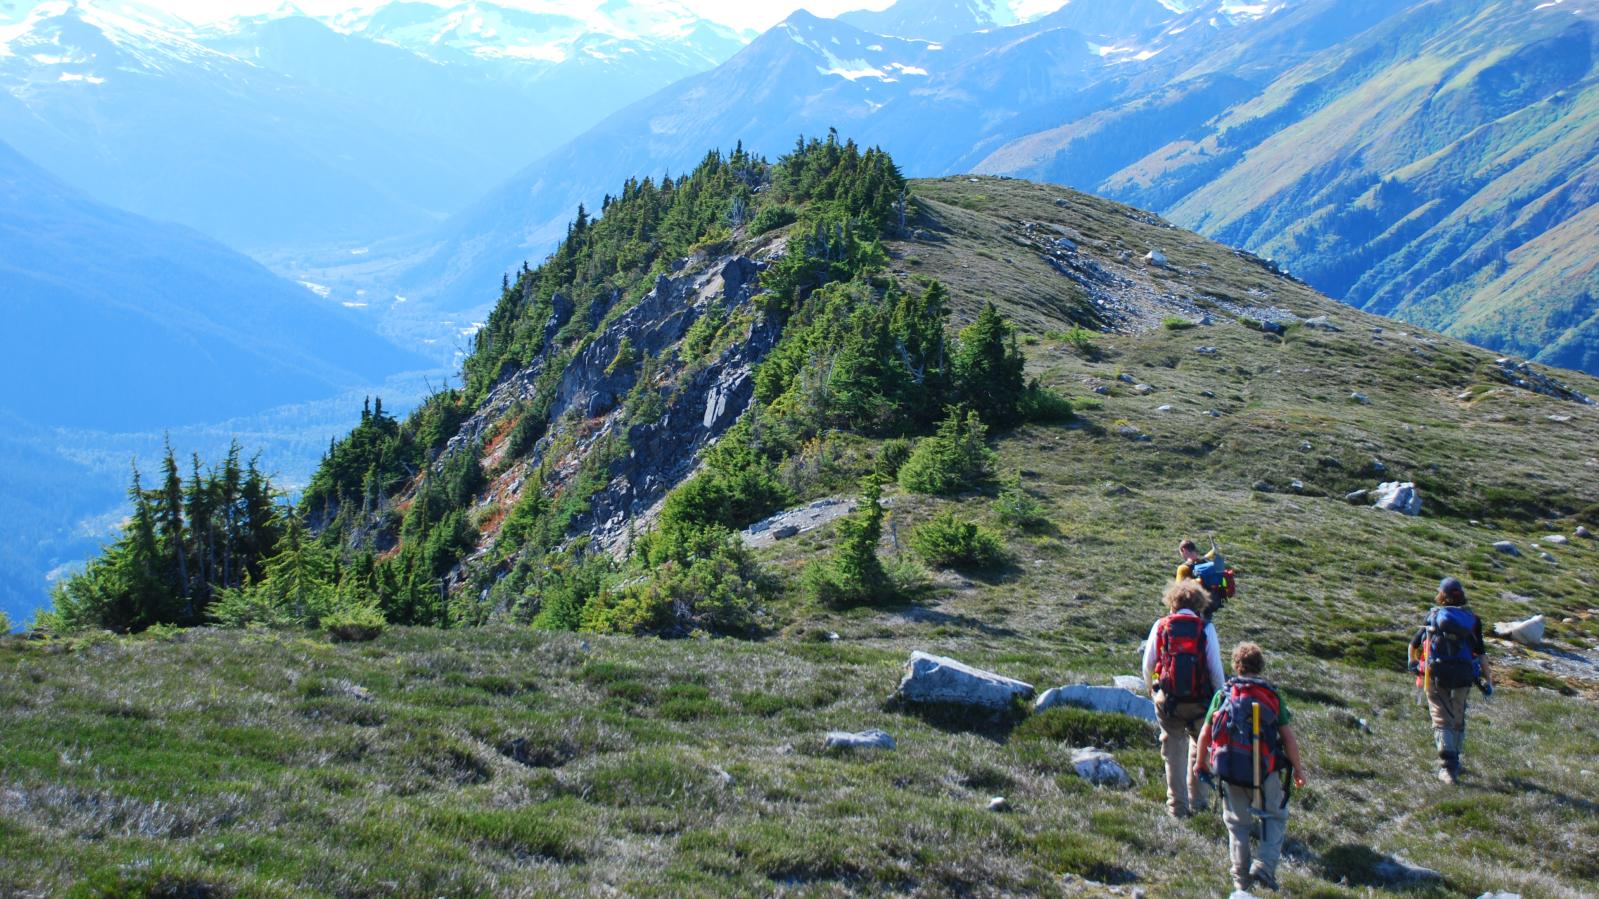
[{"xmin": 952, "ymin": 303, "xmax": 1027, "ymax": 428}]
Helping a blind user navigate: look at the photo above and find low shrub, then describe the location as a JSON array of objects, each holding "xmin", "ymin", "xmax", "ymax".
[
  {"xmin": 750, "ymin": 203, "xmax": 799, "ymax": 235},
  {"xmin": 995, "ymin": 474, "xmax": 1049, "ymax": 531},
  {"xmin": 580, "ymin": 540, "xmax": 762, "ymax": 636},
  {"xmin": 323, "ymin": 604, "xmax": 386, "ymax": 642},
  {"xmin": 910, "ymin": 512, "xmax": 1006, "ymax": 570},
  {"xmin": 898, "ymin": 408, "xmax": 995, "ymax": 495},
  {"xmin": 1011, "ymin": 707, "xmax": 1155, "ymax": 750},
  {"xmin": 1162, "ymin": 316, "xmax": 1195, "ymax": 330},
  {"xmin": 1019, "ymin": 381, "xmax": 1073, "ymax": 423}
]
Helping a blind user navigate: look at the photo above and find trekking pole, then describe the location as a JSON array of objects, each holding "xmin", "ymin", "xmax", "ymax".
[{"xmin": 1251, "ymin": 702, "xmax": 1262, "ymax": 814}]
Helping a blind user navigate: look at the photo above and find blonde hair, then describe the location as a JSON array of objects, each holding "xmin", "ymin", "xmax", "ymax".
[
  {"xmin": 1163, "ymin": 579, "xmax": 1207, "ymax": 613},
  {"xmin": 1232, "ymin": 642, "xmax": 1265, "ymax": 675}
]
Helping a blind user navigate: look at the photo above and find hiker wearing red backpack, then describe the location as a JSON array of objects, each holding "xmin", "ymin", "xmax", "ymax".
[
  {"xmin": 1176, "ymin": 538, "xmax": 1235, "ymax": 620},
  {"xmin": 1194, "ymin": 643, "xmax": 1307, "ymax": 894},
  {"xmin": 1141, "ymin": 579, "xmax": 1226, "ymax": 818},
  {"xmin": 1408, "ymin": 576, "xmax": 1492, "ymax": 785}
]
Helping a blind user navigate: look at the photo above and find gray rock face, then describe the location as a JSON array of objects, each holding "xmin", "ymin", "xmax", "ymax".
[
  {"xmin": 825, "ymin": 729, "xmax": 895, "ymax": 751},
  {"xmin": 897, "ymin": 652, "xmax": 1035, "ymax": 710},
  {"xmin": 1035, "ymin": 684, "xmax": 1156, "ymax": 721},
  {"xmin": 1492, "ymin": 540, "xmax": 1522, "ymax": 556},
  {"xmin": 1495, "ymin": 615, "xmax": 1546, "ymax": 646},
  {"xmin": 1372, "ymin": 481, "xmax": 1422, "ymax": 516},
  {"xmin": 1072, "ymin": 748, "xmax": 1131, "ymax": 786}
]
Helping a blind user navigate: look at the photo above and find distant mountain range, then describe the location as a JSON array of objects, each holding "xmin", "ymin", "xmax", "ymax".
[
  {"xmin": 367, "ymin": 0, "xmax": 1599, "ymax": 375},
  {"xmin": 0, "ymin": 0, "xmax": 748, "ymax": 251}
]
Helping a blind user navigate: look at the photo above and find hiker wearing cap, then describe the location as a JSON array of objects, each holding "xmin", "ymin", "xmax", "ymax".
[
  {"xmin": 1176, "ymin": 538, "xmax": 1231, "ymax": 620},
  {"xmin": 1408, "ymin": 577, "xmax": 1491, "ymax": 785},
  {"xmin": 1195, "ymin": 642, "xmax": 1307, "ymax": 894},
  {"xmin": 1142, "ymin": 579, "xmax": 1225, "ymax": 818}
]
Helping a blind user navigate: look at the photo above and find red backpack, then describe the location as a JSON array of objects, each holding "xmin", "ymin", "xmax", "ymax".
[
  {"xmin": 1207, "ymin": 677, "xmax": 1286, "ymax": 786},
  {"xmin": 1154, "ymin": 613, "xmax": 1214, "ymax": 712}
]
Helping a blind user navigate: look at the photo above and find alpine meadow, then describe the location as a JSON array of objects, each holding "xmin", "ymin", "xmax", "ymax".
[{"xmin": 2, "ymin": 2, "xmax": 1599, "ymax": 898}]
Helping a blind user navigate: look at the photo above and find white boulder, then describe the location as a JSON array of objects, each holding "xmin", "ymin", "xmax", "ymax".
[
  {"xmin": 825, "ymin": 729, "xmax": 895, "ymax": 751},
  {"xmin": 1543, "ymin": 534, "xmax": 1568, "ymax": 545},
  {"xmin": 1072, "ymin": 748, "xmax": 1131, "ymax": 787},
  {"xmin": 1035, "ymin": 684, "xmax": 1156, "ymax": 722},
  {"xmin": 1492, "ymin": 540, "xmax": 1521, "ymax": 556},
  {"xmin": 1145, "ymin": 250, "xmax": 1167, "ymax": 267},
  {"xmin": 1495, "ymin": 615, "xmax": 1546, "ymax": 647},
  {"xmin": 1112, "ymin": 675, "xmax": 1147, "ymax": 694},
  {"xmin": 896, "ymin": 651, "xmax": 1034, "ymax": 710},
  {"xmin": 1372, "ymin": 481, "xmax": 1422, "ymax": 516}
]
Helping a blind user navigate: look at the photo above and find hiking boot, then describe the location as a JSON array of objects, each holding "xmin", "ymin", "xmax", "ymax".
[
  {"xmin": 1232, "ymin": 875, "xmax": 1253, "ymax": 894},
  {"xmin": 1166, "ymin": 805, "xmax": 1189, "ymax": 820},
  {"xmin": 1437, "ymin": 767, "xmax": 1458, "ymax": 785},
  {"xmin": 1250, "ymin": 866, "xmax": 1279, "ymax": 891}
]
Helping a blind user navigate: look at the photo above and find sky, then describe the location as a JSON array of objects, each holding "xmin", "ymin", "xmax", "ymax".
[{"xmin": 139, "ymin": 0, "xmax": 902, "ymax": 33}]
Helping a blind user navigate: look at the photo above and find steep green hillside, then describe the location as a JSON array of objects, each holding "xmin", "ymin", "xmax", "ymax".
[
  {"xmin": 979, "ymin": 0, "xmax": 1599, "ymax": 374},
  {"xmin": 8, "ymin": 172, "xmax": 1598, "ymax": 895}
]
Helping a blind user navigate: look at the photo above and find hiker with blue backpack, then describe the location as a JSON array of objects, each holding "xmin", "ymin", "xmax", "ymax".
[
  {"xmin": 1408, "ymin": 576, "xmax": 1492, "ymax": 785},
  {"xmin": 1142, "ymin": 579, "xmax": 1226, "ymax": 818},
  {"xmin": 1176, "ymin": 538, "xmax": 1235, "ymax": 620},
  {"xmin": 1194, "ymin": 642, "xmax": 1307, "ymax": 894}
]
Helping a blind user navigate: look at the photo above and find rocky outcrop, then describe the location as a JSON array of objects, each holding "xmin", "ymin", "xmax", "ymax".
[
  {"xmin": 825, "ymin": 729, "xmax": 895, "ymax": 751},
  {"xmin": 896, "ymin": 652, "xmax": 1035, "ymax": 710},
  {"xmin": 1072, "ymin": 748, "xmax": 1131, "ymax": 787},
  {"xmin": 1495, "ymin": 615, "xmax": 1546, "ymax": 647},
  {"xmin": 1371, "ymin": 482, "xmax": 1421, "ymax": 516},
  {"xmin": 1035, "ymin": 684, "xmax": 1156, "ymax": 722}
]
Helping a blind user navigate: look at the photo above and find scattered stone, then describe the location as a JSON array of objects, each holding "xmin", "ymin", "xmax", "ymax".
[
  {"xmin": 1252, "ymin": 480, "xmax": 1275, "ymax": 492},
  {"xmin": 1035, "ymin": 684, "xmax": 1156, "ymax": 721},
  {"xmin": 1541, "ymin": 552, "xmax": 1557, "ymax": 563},
  {"xmin": 1134, "ymin": 383, "xmax": 1155, "ymax": 395},
  {"xmin": 1476, "ymin": 893, "xmax": 1520, "ymax": 899},
  {"xmin": 1495, "ymin": 615, "xmax": 1546, "ymax": 646},
  {"xmin": 1072, "ymin": 748, "xmax": 1131, "ymax": 787},
  {"xmin": 1118, "ymin": 373, "xmax": 1136, "ymax": 384},
  {"xmin": 1092, "ymin": 385, "xmax": 1110, "ymax": 395},
  {"xmin": 1055, "ymin": 237, "xmax": 1077, "ymax": 251},
  {"xmin": 1054, "ymin": 198, "xmax": 1070, "ymax": 208},
  {"xmin": 1492, "ymin": 540, "xmax": 1521, "ymax": 557},
  {"xmin": 1144, "ymin": 250, "xmax": 1168, "ymax": 267},
  {"xmin": 1372, "ymin": 481, "xmax": 1422, "ymax": 516},
  {"xmin": 772, "ymin": 524, "xmax": 800, "ymax": 540},
  {"xmin": 1156, "ymin": 404, "xmax": 1173, "ymax": 412},
  {"xmin": 1494, "ymin": 357, "xmax": 1594, "ymax": 405},
  {"xmin": 1195, "ymin": 346, "xmax": 1219, "ymax": 355},
  {"xmin": 1351, "ymin": 391, "xmax": 1371, "ymax": 404},
  {"xmin": 825, "ymin": 729, "xmax": 895, "ymax": 751},
  {"xmin": 1544, "ymin": 534, "xmax": 1568, "ymax": 545},
  {"xmin": 1200, "ymin": 390, "xmax": 1216, "ymax": 398},
  {"xmin": 1548, "ymin": 414, "xmax": 1572, "ymax": 423},
  {"xmin": 897, "ymin": 651, "xmax": 1034, "ymax": 710},
  {"xmin": 1576, "ymin": 526, "xmax": 1592, "ymax": 538},
  {"xmin": 1205, "ymin": 409, "xmax": 1221, "ymax": 417},
  {"xmin": 987, "ymin": 796, "xmax": 1008, "ymax": 812},
  {"xmin": 1112, "ymin": 675, "xmax": 1147, "ymax": 694},
  {"xmin": 1117, "ymin": 425, "xmax": 1150, "ymax": 442},
  {"xmin": 1345, "ymin": 489, "xmax": 1370, "ymax": 504},
  {"xmin": 1103, "ymin": 483, "xmax": 1132, "ymax": 496},
  {"xmin": 1370, "ymin": 459, "xmax": 1387, "ymax": 474},
  {"xmin": 1373, "ymin": 856, "xmax": 1442, "ymax": 885},
  {"xmin": 1290, "ymin": 480, "xmax": 1306, "ymax": 493},
  {"xmin": 1303, "ymin": 315, "xmax": 1342, "ymax": 331},
  {"xmin": 1300, "ymin": 441, "xmax": 1313, "ymax": 451}
]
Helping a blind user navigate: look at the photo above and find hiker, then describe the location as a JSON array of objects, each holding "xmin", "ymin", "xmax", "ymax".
[
  {"xmin": 1141, "ymin": 579, "xmax": 1225, "ymax": 818},
  {"xmin": 1195, "ymin": 642, "xmax": 1307, "ymax": 894},
  {"xmin": 1175, "ymin": 538, "xmax": 1230, "ymax": 620},
  {"xmin": 1408, "ymin": 576, "xmax": 1492, "ymax": 785}
]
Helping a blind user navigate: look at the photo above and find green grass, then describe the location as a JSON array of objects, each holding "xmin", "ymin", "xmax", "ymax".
[{"xmin": 5, "ymin": 176, "xmax": 1599, "ymax": 895}]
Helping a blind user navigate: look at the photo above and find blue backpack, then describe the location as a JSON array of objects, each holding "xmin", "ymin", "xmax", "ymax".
[
  {"xmin": 1425, "ymin": 606, "xmax": 1481, "ymax": 689},
  {"xmin": 1192, "ymin": 556, "xmax": 1235, "ymax": 597}
]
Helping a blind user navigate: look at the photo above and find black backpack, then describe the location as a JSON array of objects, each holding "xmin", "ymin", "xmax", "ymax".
[{"xmin": 1425, "ymin": 606, "xmax": 1481, "ymax": 689}]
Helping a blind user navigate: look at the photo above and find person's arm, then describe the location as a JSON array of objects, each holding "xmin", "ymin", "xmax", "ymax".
[
  {"xmin": 1280, "ymin": 725, "xmax": 1307, "ymax": 788},
  {"xmin": 1175, "ymin": 563, "xmax": 1192, "ymax": 582},
  {"xmin": 1203, "ymin": 623, "xmax": 1226, "ymax": 688},
  {"xmin": 1141, "ymin": 621, "xmax": 1160, "ymax": 686},
  {"xmin": 1193, "ymin": 720, "xmax": 1214, "ymax": 773}
]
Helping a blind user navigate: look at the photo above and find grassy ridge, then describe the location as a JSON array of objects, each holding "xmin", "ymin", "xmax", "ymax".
[{"xmin": 3, "ymin": 176, "xmax": 1598, "ymax": 895}]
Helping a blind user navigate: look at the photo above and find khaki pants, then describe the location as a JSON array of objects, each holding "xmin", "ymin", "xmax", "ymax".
[
  {"xmin": 1427, "ymin": 683, "xmax": 1471, "ymax": 770},
  {"xmin": 1156, "ymin": 699, "xmax": 1208, "ymax": 815},
  {"xmin": 1223, "ymin": 776, "xmax": 1288, "ymax": 883}
]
